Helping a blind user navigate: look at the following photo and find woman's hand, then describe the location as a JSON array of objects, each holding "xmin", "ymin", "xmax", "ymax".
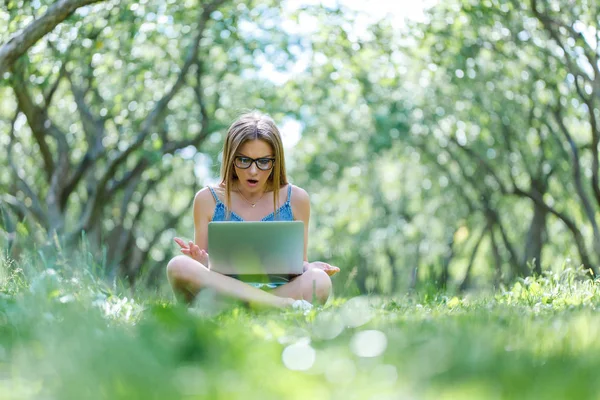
[
  {"xmin": 174, "ymin": 237, "xmax": 209, "ymax": 267},
  {"xmin": 303, "ymin": 261, "xmax": 340, "ymax": 276}
]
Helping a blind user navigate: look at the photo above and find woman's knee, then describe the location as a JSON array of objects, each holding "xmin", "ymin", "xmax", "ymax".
[
  {"xmin": 303, "ymin": 268, "xmax": 332, "ymax": 302},
  {"xmin": 166, "ymin": 255, "xmax": 204, "ymax": 283}
]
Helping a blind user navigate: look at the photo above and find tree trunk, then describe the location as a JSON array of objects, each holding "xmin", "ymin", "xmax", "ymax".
[
  {"xmin": 522, "ymin": 195, "xmax": 547, "ymax": 275},
  {"xmin": 490, "ymin": 228, "xmax": 503, "ymax": 288},
  {"xmin": 438, "ymin": 231, "xmax": 456, "ymax": 290},
  {"xmin": 409, "ymin": 234, "xmax": 423, "ymax": 291},
  {"xmin": 459, "ymin": 226, "xmax": 487, "ymax": 292}
]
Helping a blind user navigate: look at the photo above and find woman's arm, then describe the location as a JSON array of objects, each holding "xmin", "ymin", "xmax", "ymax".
[
  {"xmin": 174, "ymin": 188, "xmax": 213, "ymax": 266},
  {"xmin": 193, "ymin": 188, "xmax": 214, "ymax": 251},
  {"xmin": 291, "ymin": 185, "xmax": 339, "ymax": 276},
  {"xmin": 291, "ymin": 185, "xmax": 310, "ymax": 262}
]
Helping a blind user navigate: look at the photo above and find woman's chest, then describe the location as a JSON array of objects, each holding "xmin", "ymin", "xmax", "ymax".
[{"xmin": 230, "ymin": 203, "xmax": 276, "ymax": 221}]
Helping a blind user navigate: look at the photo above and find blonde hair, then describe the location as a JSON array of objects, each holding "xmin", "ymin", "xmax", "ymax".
[{"xmin": 220, "ymin": 111, "xmax": 288, "ymax": 219}]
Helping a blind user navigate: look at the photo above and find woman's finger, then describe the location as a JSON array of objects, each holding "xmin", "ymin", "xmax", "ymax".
[{"xmin": 174, "ymin": 238, "xmax": 188, "ymax": 249}]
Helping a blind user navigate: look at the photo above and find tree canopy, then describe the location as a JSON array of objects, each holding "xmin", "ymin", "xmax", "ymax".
[{"xmin": 1, "ymin": 0, "xmax": 599, "ymax": 293}]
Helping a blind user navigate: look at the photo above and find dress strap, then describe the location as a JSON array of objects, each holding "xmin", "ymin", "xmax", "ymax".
[
  {"xmin": 285, "ymin": 184, "xmax": 292, "ymax": 205},
  {"xmin": 208, "ymin": 187, "xmax": 221, "ymax": 204}
]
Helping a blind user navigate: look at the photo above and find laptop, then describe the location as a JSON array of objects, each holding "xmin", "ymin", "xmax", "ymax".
[{"xmin": 208, "ymin": 221, "xmax": 304, "ymax": 284}]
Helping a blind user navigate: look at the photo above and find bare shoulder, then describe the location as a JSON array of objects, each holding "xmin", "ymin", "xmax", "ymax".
[
  {"xmin": 194, "ymin": 187, "xmax": 214, "ymax": 203},
  {"xmin": 290, "ymin": 184, "xmax": 310, "ymax": 205},
  {"xmin": 194, "ymin": 187, "xmax": 219, "ymax": 217}
]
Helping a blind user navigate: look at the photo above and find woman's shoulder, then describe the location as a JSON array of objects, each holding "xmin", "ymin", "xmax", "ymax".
[
  {"xmin": 288, "ymin": 184, "xmax": 309, "ymax": 205},
  {"xmin": 194, "ymin": 186, "xmax": 223, "ymax": 207}
]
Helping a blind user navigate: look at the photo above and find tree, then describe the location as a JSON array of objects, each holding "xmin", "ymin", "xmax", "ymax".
[
  {"xmin": 0, "ymin": 0, "xmax": 310, "ymax": 283},
  {"xmin": 407, "ymin": 0, "xmax": 600, "ymax": 279},
  {"xmin": 0, "ymin": 0, "xmax": 105, "ymax": 76}
]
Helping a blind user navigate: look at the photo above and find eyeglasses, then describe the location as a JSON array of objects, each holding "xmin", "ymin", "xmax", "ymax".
[{"xmin": 234, "ymin": 156, "xmax": 275, "ymax": 171}]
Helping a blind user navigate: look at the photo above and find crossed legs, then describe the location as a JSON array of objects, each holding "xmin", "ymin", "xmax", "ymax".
[{"xmin": 166, "ymin": 255, "xmax": 332, "ymax": 308}]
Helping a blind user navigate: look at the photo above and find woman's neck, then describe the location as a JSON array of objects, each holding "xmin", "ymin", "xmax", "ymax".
[{"xmin": 234, "ymin": 182, "xmax": 270, "ymax": 203}]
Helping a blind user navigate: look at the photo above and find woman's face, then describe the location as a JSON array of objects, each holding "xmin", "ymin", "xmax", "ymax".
[{"xmin": 233, "ymin": 139, "xmax": 274, "ymax": 192}]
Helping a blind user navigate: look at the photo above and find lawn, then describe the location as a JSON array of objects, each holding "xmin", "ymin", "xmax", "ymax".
[{"xmin": 2, "ymin": 250, "xmax": 600, "ymax": 400}]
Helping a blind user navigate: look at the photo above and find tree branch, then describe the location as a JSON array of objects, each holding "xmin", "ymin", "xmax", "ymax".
[
  {"xmin": 551, "ymin": 106, "xmax": 600, "ymax": 257},
  {"xmin": 459, "ymin": 225, "xmax": 487, "ymax": 292},
  {"xmin": 449, "ymin": 136, "xmax": 509, "ymax": 193},
  {"xmin": 81, "ymin": 1, "xmax": 224, "ymax": 233},
  {"xmin": 106, "ymin": 159, "xmax": 149, "ymax": 198},
  {"xmin": 11, "ymin": 66, "xmax": 55, "ymax": 180},
  {"xmin": 511, "ymin": 185, "xmax": 597, "ymax": 276},
  {"xmin": 7, "ymin": 111, "xmax": 47, "ymax": 226},
  {"xmin": 0, "ymin": 0, "xmax": 105, "ymax": 76},
  {"xmin": 118, "ymin": 168, "xmax": 179, "ymax": 277},
  {"xmin": 136, "ymin": 191, "xmax": 195, "ymax": 283},
  {"xmin": 486, "ymin": 204, "xmax": 529, "ymax": 277},
  {"xmin": 44, "ymin": 60, "xmax": 68, "ymax": 106},
  {"xmin": 531, "ymin": 0, "xmax": 599, "ymax": 81},
  {"xmin": 1, "ymin": 194, "xmax": 30, "ymax": 219},
  {"xmin": 415, "ymin": 142, "xmax": 478, "ymax": 213},
  {"xmin": 489, "ymin": 225, "xmax": 503, "ymax": 287}
]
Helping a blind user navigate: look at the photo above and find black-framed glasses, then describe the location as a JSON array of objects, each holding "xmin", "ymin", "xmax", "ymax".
[{"xmin": 234, "ymin": 156, "xmax": 275, "ymax": 170}]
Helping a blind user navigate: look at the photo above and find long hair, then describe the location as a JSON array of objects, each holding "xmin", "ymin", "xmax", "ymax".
[{"xmin": 220, "ymin": 111, "xmax": 288, "ymax": 219}]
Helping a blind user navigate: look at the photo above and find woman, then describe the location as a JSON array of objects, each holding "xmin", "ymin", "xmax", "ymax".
[{"xmin": 166, "ymin": 111, "xmax": 340, "ymax": 309}]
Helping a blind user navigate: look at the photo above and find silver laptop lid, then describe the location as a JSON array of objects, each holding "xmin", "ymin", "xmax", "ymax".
[{"xmin": 208, "ymin": 221, "xmax": 304, "ymax": 277}]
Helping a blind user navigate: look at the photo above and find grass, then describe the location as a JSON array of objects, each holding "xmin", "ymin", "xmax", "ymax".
[{"xmin": 2, "ymin": 246, "xmax": 600, "ymax": 399}]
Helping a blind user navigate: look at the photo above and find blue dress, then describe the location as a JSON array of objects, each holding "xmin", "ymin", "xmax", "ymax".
[{"xmin": 208, "ymin": 184, "xmax": 294, "ymax": 222}]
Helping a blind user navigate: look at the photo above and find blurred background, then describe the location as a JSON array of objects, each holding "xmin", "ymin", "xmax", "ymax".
[{"xmin": 1, "ymin": 0, "xmax": 599, "ymax": 296}]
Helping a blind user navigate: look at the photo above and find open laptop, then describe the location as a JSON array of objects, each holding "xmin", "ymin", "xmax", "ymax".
[{"xmin": 208, "ymin": 221, "xmax": 304, "ymax": 284}]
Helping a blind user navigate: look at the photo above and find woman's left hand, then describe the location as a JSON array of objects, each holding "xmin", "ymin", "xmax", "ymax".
[
  {"xmin": 304, "ymin": 261, "xmax": 340, "ymax": 276},
  {"xmin": 174, "ymin": 237, "xmax": 209, "ymax": 267}
]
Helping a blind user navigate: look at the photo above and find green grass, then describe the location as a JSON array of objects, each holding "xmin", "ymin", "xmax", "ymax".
[{"xmin": 2, "ymin": 248, "xmax": 600, "ymax": 400}]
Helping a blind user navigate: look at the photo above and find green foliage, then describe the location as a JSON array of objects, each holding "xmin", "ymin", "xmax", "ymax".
[{"xmin": 2, "ymin": 0, "xmax": 600, "ymax": 294}]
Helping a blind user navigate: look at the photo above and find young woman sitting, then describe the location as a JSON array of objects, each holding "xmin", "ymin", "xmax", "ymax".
[{"xmin": 166, "ymin": 111, "xmax": 339, "ymax": 309}]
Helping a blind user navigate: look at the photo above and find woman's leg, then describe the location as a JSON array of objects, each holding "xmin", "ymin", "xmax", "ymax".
[
  {"xmin": 166, "ymin": 255, "xmax": 293, "ymax": 308},
  {"xmin": 271, "ymin": 268, "xmax": 332, "ymax": 304}
]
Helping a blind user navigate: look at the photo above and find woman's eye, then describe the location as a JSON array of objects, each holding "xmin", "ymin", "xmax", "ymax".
[{"xmin": 239, "ymin": 157, "xmax": 251, "ymax": 163}]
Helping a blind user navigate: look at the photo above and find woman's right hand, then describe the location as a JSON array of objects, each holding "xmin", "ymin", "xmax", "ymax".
[
  {"xmin": 174, "ymin": 237, "xmax": 209, "ymax": 267},
  {"xmin": 303, "ymin": 261, "xmax": 340, "ymax": 276}
]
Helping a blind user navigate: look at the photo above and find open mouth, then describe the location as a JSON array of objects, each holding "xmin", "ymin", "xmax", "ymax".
[{"xmin": 247, "ymin": 179, "xmax": 258, "ymax": 185}]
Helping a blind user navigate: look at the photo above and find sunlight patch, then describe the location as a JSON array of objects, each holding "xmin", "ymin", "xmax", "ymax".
[
  {"xmin": 312, "ymin": 311, "xmax": 345, "ymax": 340},
  {"xmin": 282, "ymin": 340, "xmax": 316, "ymax": 371},
  {"xmin": 350, "ymin": 330, "xmax": 387, "ymax": 358},
  {"xmin": 340, "ymin": 296, "xmax": 374, "ymax": 327}
]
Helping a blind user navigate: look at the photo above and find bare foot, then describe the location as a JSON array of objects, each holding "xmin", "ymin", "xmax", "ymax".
[
  {"xmin": 291, "ymin": 299, "xmax": 313, "ymax": 311},
  {"xmin": 277, "ymin": 298, "xmax": 313, "ymax": 311}
]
